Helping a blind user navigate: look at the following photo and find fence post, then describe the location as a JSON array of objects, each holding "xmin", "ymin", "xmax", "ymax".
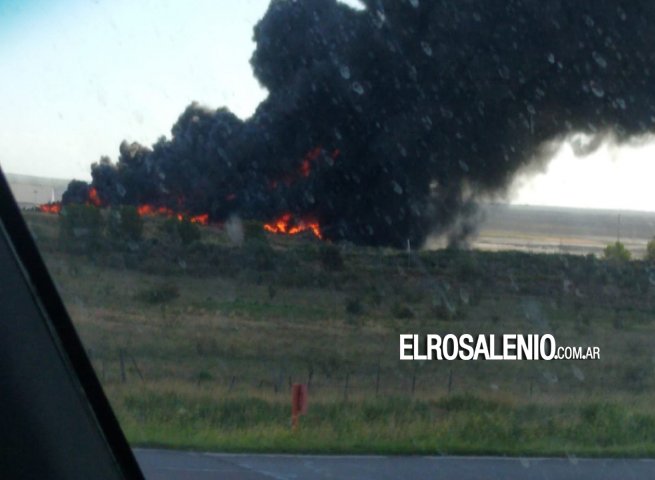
[
  {"xmin": 128, "ymin": 353, "xmax": 144, "ymax": 382},
  {"xmin": 375, "ymin": 361, "xmax": 381, "ymax": 395},
  {"xmin": 343, "ymin": 372, "xmax": 350, "ymax": 401},
  {"xmin": 119, "ymin": 349, "xmax": 126, "ymax": 383},
  {"xmin": 411, "ymin": 364, "xmax": 417, "ymax": 395}
]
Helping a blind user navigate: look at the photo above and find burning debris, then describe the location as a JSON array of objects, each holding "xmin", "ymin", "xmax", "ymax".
[
  {"xmin": 41, "ymin": 183, "xmax": 210, "ymax": 225},
  {"xmin": 263, "ymin": 213, "xmax": 322, "ymax": 239},
  {"xmin": 60, "ymin": 0, "xmax": 655, "ymax": 247},
  {"xmin": 38, "ymin": 202, "xmax": 62, "ymax": 214}
]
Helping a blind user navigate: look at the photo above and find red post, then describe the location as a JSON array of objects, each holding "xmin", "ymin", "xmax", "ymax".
[{"xmin": 291, "ymin": 383, "xmax": 308, "ymax": 431}]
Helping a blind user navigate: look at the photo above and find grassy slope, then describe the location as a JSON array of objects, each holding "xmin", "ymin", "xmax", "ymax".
[{"xmin": 24, "ymin": 210, "xmax": 655, "ymax": 456}]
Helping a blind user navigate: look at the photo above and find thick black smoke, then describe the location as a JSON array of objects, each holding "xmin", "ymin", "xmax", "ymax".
[{"xmin": 66, "ymin": 0, "xmax": 655, "ymax": 247}]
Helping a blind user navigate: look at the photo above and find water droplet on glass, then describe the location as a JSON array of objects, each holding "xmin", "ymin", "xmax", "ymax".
[
  {"xmin": 617, "ymin": 7, "xmax": 627, "ymax": 21},
  {"xmin": 116, "ymin": 183, "xmax": 126, "ymax": 197},
  {"xmin": 590, "ymin": 82, "xmax": 605, "ymax": 98},
  {"xmin": 375, "ymin": 10, "xmax": 386, "ymax": 26},
  {"xmin": 459, "ymin": 288, "xmax": 470, "ymax": 305},
  {"xmin": 472, "ymin": 12, "xmax": 481, "ymax": 22},
  {"xmin": 420, "ymin": 41, "xmax": 432, "ymax": 57},
  {"xmin": 572, "ymin": 366, "xmax": 585, "ymax": 381},
  {"xmin": 543, "ymin": 371, "xmax": 558, "ymax": 384},
  {"xmin": 440, "ymin": 107, "xmax": 454, "ymax": 119},
  {"xmin": 351, "ymin": 81, "xmax": 364, "ymax": 95},
  {"xmin": 498, "ymin": 65, "xmax": 510, "ymax": 80},
  {"xmin": 547, "ymin": 53, "xmax": 555, "ymax": 64},
  {"xmin": 339, "ymin": 65, "xmax": 351, "ymax": 79},
  {"xmin": 592, "ymin": 51, "xmax": 607, "ymax": 69},
  {"xmin": 392, "ymin": 181, "xmax": 404, "ymax": 195},
  {"xmin": 409, "ymin": 0, "xmax": 419, "ymax": 8},
  {"xmin": 526, "ymin": 104, "xmax": 536, "ymax": 115},
  {"xmin": 458, "ymin": 160, "xmax": 469, "ymax": 172},
  {"xmin": 615, "ymin": 98, "xmax": 626, "ymax": 110}
]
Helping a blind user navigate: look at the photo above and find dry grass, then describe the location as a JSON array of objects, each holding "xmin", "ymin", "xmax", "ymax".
[{"xmin": 21, "ymin": 210, "xmax": 655, "ymax": 455}]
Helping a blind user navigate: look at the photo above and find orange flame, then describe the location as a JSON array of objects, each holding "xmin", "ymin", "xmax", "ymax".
[
  {"xmin": 189, "ymin": 213, "xmax": 209, "ymax": 225},
  {"xmin": 299, "ymin": 146, "xmax": 322, "ymax": 177},
  {"xmin": 263, "ymin": 213, "xmax": 322, "ymax": 239},
  {"xmin": 37, "ymin": 193, "xmax": 210, "ymax": 226},
  {"xmin": 38, "ymin": 202, "xmax": 62, "ymax": 214},
  {"xmin": 136, "ymin": 204, "xmax": 209, "ymax": 225},
  {"xmin": 88, "ymin": 187, "xmax": 102, "ymax": 207}
]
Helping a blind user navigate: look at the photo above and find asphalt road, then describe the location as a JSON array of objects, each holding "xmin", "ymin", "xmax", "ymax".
[{"xmin": 134, "ymin": 449, "xmax": 655, "ymax": 479}]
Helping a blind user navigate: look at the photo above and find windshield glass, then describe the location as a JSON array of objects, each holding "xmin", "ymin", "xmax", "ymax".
[{"xmin": 3, "ymin": 1, "xmax": 655, "ymax": 477}]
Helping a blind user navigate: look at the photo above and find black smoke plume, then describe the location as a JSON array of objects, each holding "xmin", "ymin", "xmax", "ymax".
[{"xmin": 65, "ymin": 0, "xmax": 655, "ymax": 247}]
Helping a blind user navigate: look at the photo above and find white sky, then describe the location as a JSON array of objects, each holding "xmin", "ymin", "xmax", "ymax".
[{"xmin": 1, "ymin": 0, "xmax": 654, "ymax": 212}]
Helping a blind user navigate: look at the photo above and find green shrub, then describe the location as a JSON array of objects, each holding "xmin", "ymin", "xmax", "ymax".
[
  {"xmin": 108, "ymin": 206, "xmax": 144, "ymax": 242},
  {"xmin": 59, "ymin": 204, "xmax": 104, "ymax": 251},
  {"xmin": 160, "ymin": 217, "xmax": 201, "ymax": 246},
  {"xmin": 136, "ymin": 282, "xmax": 180, "ymax": 304},
  {"xmin": 243, "ymin": 220, "xmax": 268, "ymax": 242},
  {"xmin": 646, "ymin": 238, "xmax": 655, "ymax": 262},
  {"xmin": 345, "ymin": 297, "xmax": 364, "ymax": 316},
  {"xmin": 391, "ymin": 303, "xmax": 415, "ymax": 319},
  {"xmin": 320, "ymin": 244, "xmax": 344, "ymax": 271},
  {"xmin": 178, "ymin": 218, "xmax": 201, "ymax": 245},
  {"xmin": 603, "ymin": 241, "xmax": 631, "ymax": 262},
  {"xmin": 455, "ymin": 253, "xmax": 482, "ymax": 281},
  {"xmin": 243, "ymin": 239, "xmax": 275, "ymax": 271}
]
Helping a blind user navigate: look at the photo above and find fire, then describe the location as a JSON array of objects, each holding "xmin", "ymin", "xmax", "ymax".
[
  {"xmin": 189, "ymin": 213, "xmax": 209, "ymax": 225},
  {"xmin": 300, "ymin": 146, "xmax": 322, "ymax": 177},
  {"xmin": 37, "ymin": 196, "xmax": 210, "ymax": 226},
  {"xmin": 263, "ymin": 213, "xmax": 322, "ymax": 239},
  {"xmin": 136, "ymin": 204, "xmax": 209, "ymax": 225},
  {"xmin": 38, "ymin": 185, "xmax": 100, "ymax": 214},
  {"xmin": 300, "ymin": 159, "xmax": 311, "ymax": 177},
  {"xmin": 137, "ymin": 204, "xmax": 176, "ymax": 217},
  {"xmin": 88, "ymin": 187, "xmax": 102, "ymax": 207},
  {"xmin": 38, "ymin": 202, "xmax": 62, "ymax": 214},
  {"xmin": 268, "ymin": 146, "xmax": 341, "ymax": 190}
]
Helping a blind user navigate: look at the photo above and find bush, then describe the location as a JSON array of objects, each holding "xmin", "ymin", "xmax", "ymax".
[
  {"xmin": 345, "ymin": 297, "xmax": 364, "ymax": 315},
  {"xmin": 160, "ymin": 217, "xmax": 201, "ymax": 246},
  {"xmin": 603, "ymin": 241, "xmax": 631, "ymax": 262},
  {"xmin": 59, "ymin": 204, "xmax": 104, "ymax": 251},
  {"xmin": 455, "ymin": 253, "xmax": 482, "ymax": 282},
  {"xmin": 108, "ymin": 206, "xmax": 143, "ymax": 242},
  {"xmin": 320, "ymin": 244, "xmax": 344, "ymax": 271},
  {"xmin": 136, "ymin": 282, "xmax": 180, "ymax": 304},
  {"xmin": 391, "ymin": 303, "xmax": 415, "ymax": 319},
  {"xmin": 646, "ymin": 238, "xmax": 655, "ymax": 262},
  {"xmin": 178, "ymin": 218, "xmax": 201, "ymax": 245},
  {"xmin": 243, "ymin": 239, "xmax": 275, "ymax": 271},
  {"xmin": 243, "ymin": 220, "xmax": 268, "ymax": 242}
]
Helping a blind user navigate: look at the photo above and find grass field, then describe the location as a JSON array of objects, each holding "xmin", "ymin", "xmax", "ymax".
[{"xmin": 23, "ymin": 209, "xmax": 655, "ymax": 456}]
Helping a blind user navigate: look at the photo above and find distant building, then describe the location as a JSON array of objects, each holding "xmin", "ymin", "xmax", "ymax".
[{"xmin": 5, "ymin": 173, "xmax": 70, "ymax": 209}]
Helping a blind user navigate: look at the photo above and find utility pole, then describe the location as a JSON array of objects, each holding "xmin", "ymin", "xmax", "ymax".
[
  {"xmin": 617, "ymin": 213, "xmax": 622, "ymax": 243},
  {"xmin": 406, "ymin": 238, "xmax": 411, "ymax": 268}
]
